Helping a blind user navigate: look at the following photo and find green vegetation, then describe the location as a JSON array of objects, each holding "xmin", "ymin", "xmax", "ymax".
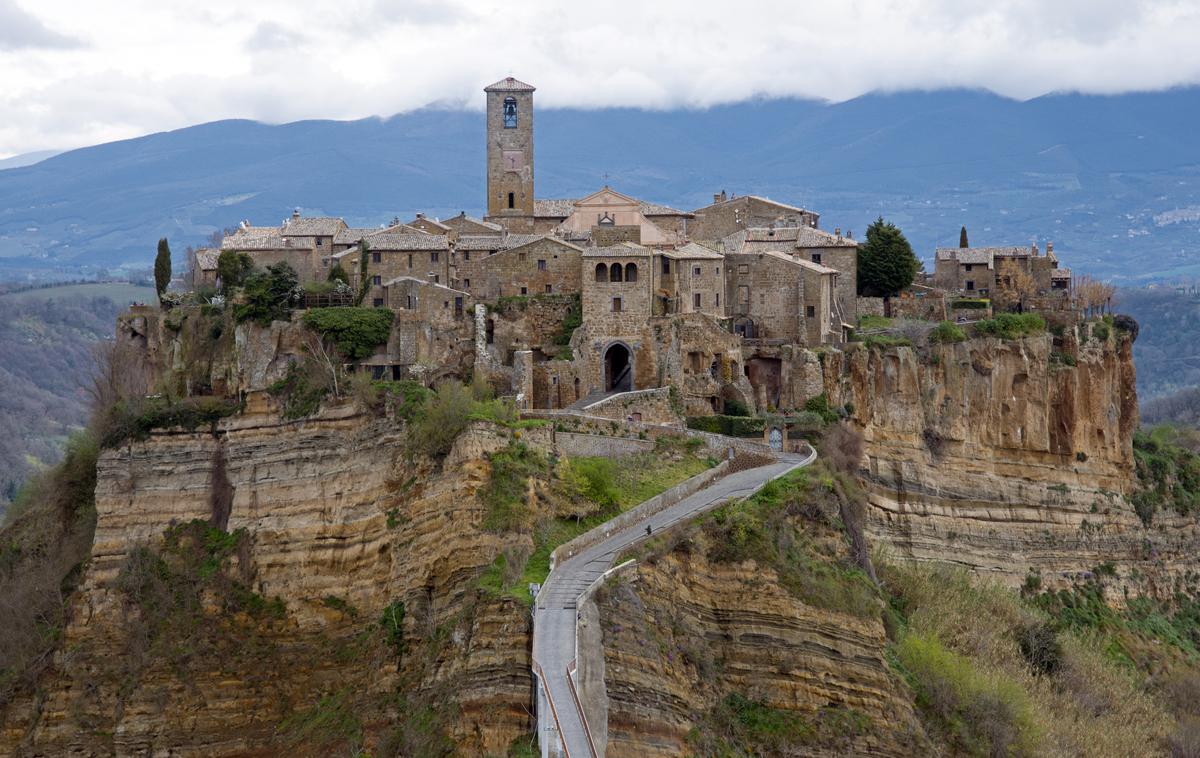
[
  {"xmin": 302, "ymin": 306, "xmax": 395, "ymax": 360},
  {"xmin": 479, "ymin": 436, "xmax": 715, "ymax": 605},
  {"xmin": 950, "ymin": 297, "xmax": 991, "ymax": 310},
  {"xmin": 267, "ymin": 361, "xmax": 330, "ymax": 421},
  {"xmin": 857, "ymin": 314, "xmax": 893, "ymax": 330},
  {"xmin": 481, "ymin": 443, "xmax": 551, "ymax": 532},
  {"xmin": 1091, "ymin": 319, "xmax": 1111, "ymax": 342},
  {"xmin": 1050, "ymin": 351, "xmax": 1077, "ymax": 367},
  {"xmin": 553, "ymin": 293, "xmax": 582, "ymax": 346},
  {"xmin": 701, "ymin": 470, "xmax": 879, "ymax": 617},
  {"xmin": 1131, "ymin": 424, "xmax": 1200, "ymax": 523},
  {"xmin": 973, "ymin": 312, "xmax": 1045, "ymax": 340},
  {"xmin": 155, "ymin": 237, "xmax": 172, "ymax": 303},
  {"xmin": 372, "ymin": 380, "xmax": 430, "ymax": 420},
  {"xmin": 929, "ymin": 320, "xmax": 967, "ymax": 344},
  {"xmin": 687, "ymin": 693, "xmax": 871, "ymax": 757},
  {"xmin": 381, "ymin": 600, "xmax": 407, "ymax": 662},
  {"xmin": 356, "ymin": 242, "xmax": 370, "ymax": 306},
  {"xmin": 894, "ymin": 632, "xmax": 1038, "ymax": 756},
  {"xmin": 235, "ymin": 262, "xmax": 300, "ymax": 326},
  {"xmin": 328, "ymin": 262, "xmax": 350, "ymax": 286},
  {"xmin": 216, "ymin": 250, "xmax": 253, "ymax": 293},
  {"xmin": 686, "ymin": 414, "xmax": 766, "ymax": 437},
  {"xmin": 279, "ymin": 689, "xmax": 363, "ymax": 752},
  {"xmin": 863, "ymin": 333, "xmax": 911, "ymax": 349},
  {"xmin": 856, "ymin": 216, "xmax": 920, "ymax": 297},
  {"xmin": 98, "ymin": 395, "xmax": 242, "ymax": 448},
  {"xmin": 804, "ymin": 393, "xmax": 840, "ymax": 425}
]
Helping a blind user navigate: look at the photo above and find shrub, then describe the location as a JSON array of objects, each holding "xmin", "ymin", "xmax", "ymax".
[
  {"xmin": 480, "ymin": 443, "xmax": 548, "ymax": 531},
  {"xmin": 100, "ymin": 396, "xmax": 242, "ymax": 448},
  {"xmin": 235, "ymin": 262, "xmax": 300, "ymax": 326},
  {"xmin": 380, "ymin": 600, "xmax": 406, "ymax": 662},
  {"xmin": 571, "ymin": 457, "xmax": 620, "ymax": 512},
  {"xmin": 553, "ymin": 293, "xmax": 582, "ymax": 346},
  {"xmin": 407, "ymin": 381, "xmax": 476, "ymax": 459},
  {"xmin": 302, "ymin": 307, "xmax": 395, "ymax": 361},
  {"xmin": 951, "ymin": 298, "xmax": 991, "ymax": 310},
  {"xmin": 929, "ymin": 320, "xmax": 967, "ymax": 344},
  {"xmin": 1092, "ymin": 320, "xmax": 1111, "ymax": 341},
  {"xmin": 216, "ymin": 250, "xmax": 253, "ymax": 293},
  {"xmin": 267, "ymin": 360, "xmax": 330, "ymax": 420},
  {"xmin": 723, "ymin": 397, "xmax": 751, "ymax": 417},
  {"xmin": 863, "ymin": 333, "xmax": 912, "ymax": 349},
  {"xmin": 373, "ymin": 380, "xmax": 429, "ymax": 420},
  {"xmin": 1017, "ymin": 621, "xmax": 1062, "ymax": 676},
  {"xmin": 895, "ymin": 633, "xmax": 1037, "ymax": 757},
  {"xmin": 328, "ymin": 263, "xmax": 350, "ymax": 286},
  {"xmin": 686, "ymin": 414, "xmax": 766, "ymax": 437},
  {"xmin": 974, "ymin": 313, "xmax": 1046, "ymax": 340},
  {"xmin": 804, "ymin": 393, "xmax": 841, "ymax": 425}
]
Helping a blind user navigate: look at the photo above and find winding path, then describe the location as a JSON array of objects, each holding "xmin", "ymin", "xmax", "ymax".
[{"xmin": 532, "ymin": 446, "xmax": 816, "ymax": 758}]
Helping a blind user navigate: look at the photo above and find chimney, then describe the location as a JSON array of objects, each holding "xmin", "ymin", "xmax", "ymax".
[
  {"xmin": 847, "ymin": 229, "xmax": 853, "ymax": 239},
  {"xmin": 1047, "ymin": 241, "xmax": 1054, "ymax": 254},
  {"xmin": 292, "ymin": 209, "xmax": 301, "ymax": 219},
  {"xmin": 713, "ymin": 192, "xmax": 723, "ymax": 204},
  {"xmin": 835, "ymin": 227, "xmax": 842, "ymax": 241},
  {"xmin": 1032, "ymin": 242, "xmax": 1039, "ymax": 256},
  {"xmin": 416, "ymin": 213, "xmax": 425, "ymax": 220}
]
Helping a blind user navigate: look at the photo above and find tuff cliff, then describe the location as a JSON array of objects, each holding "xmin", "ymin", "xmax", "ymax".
[
  {"xmin": 0, "ymin": 404, "xmax": 539, "ymax": 755},
  {"xmin": 821, "ymin": 325, "xmax": 1194, "ymax": 595}
]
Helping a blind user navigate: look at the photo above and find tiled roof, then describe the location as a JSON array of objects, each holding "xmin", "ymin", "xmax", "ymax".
[
  {"xmin": 334, "ymin": 227, "xmax": 385, "ymax": 245},
  {"xmin": 222, "ymin": 234, "xmax": 303, "ymax": 251},
  {"xmin": 381, "ymin": 275, "xmax": 470, "ymax": 295},
  {"xmin": 638, "ymin": 201, "xmax": 692, "ymax": 217},
  {"xmin": 364, "ymin": 233, "xmax": 449, "ymax": 251},
  {"xmin": 194, "ymin": 248, "xmax": 220, "ymax": 270},
  {"xmin": 448, "ymin": 214, "xmax": 503, "ymax": 232},
  {"xmin": 283, "ymin": 217, "xmax": 346, "ymax": 236},
  {"xmin": 935, "ymin": 246, "xmax": 1028, "ymax": 265},
  {"xmin": 1050, "ymin": 268, "xmax": 1072, "ymax": 279},
  {"xmin": 533, "ymin": 198, "xmax": 577, "ymax": 217},
  {"xmin": 408, "ymin": 216, "xmax": 452, "ymax": 231},
  {"xmin": 692, "ymin": 194, "xmax": 812, "ymax": 214},
  {"xmin": 661, "ymin": 242, "xmax": 724, "ymax": 260},
  {"xmin": 743, "ymin": 226, "xmax": 856, "ymax": 248},
  {"xmin": 455, "ymin": 233, "xmax": 541, "ymax": 251},
  {"xmin": 484, "ymin": 76, "xmax": 536, "ymax": 92},
  {"xmin": 581, "ymin": 242, "xmax": 652, "ymax": 257},
  {"xmin": 743, "ymin": 249, "xmax": 840, "ymax": 274}
]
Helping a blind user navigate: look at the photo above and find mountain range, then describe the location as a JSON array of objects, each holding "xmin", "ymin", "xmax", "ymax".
[{"xmin": 2, "ymin": 87, "xmax": 1200, "ymax": 283}]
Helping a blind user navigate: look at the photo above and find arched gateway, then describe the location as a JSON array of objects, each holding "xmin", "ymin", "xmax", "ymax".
[{"xmin": 604, "ymin": 343, "xmax": 632, "ymax": 392}]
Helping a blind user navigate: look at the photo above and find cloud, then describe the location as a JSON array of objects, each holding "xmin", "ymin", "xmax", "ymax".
[
  {"xmin": 2, "ymin": 0, "xmax": 1200, "ymax": 157},
  {"xmin": 0, "ymin": 0, "xmax": 81, "ymax": 50}
]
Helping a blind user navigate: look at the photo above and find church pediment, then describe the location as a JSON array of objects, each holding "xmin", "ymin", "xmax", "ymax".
[{"xmin": 575, "ymin": 187, "xmax": 640, "ymax": 210}]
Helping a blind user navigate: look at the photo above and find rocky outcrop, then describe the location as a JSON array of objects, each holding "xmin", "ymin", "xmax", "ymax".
[
  {"xmin": 0, "ymin": 407, "xmax": 540, "ymax": 756},
  {"xmin": 822, "ymin": 329, "xmax": 1197, "ymax": 596},
  {"xmin": 595, "ymin": 531, "xmax": 929, "ymax": 757}
]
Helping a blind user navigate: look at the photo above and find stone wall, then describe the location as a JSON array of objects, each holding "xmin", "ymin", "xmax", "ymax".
[
  {"xmin": 581, "ymin": 387, "xmax": 680, "ymax": 425},
  {"xmin": 454, "ymin": 237, "xmax": 582, "ymax": 301}
]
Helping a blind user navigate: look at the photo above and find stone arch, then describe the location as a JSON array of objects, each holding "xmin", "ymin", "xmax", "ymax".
[
  {"xmin": 733, "ymin": 317, "xmax": 755, "ymax": 338},
  {"xmin": 604, "ymin": 342, "xmax": 633, "ymax": 393},
  {"xmin": 610, "ymin": 263, "xmax": 623, "ymax": 283},
  {"xmin": 624, "ymin": 262, "xmax": 638, "ymax": 282},
  {"xmin": 594, "ymin": 262, "xmax": 608, "ymax": 282}
]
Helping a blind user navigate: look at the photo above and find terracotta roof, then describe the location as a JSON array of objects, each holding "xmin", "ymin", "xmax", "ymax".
[
  {"xmin": 484, "ymin": 76, "xmax": 536, "ymax": 92},
  {"xmin": 334, "ymin": 227, "xmax": 387, "ymax": 245},
  {"xmin": 1050, "ymin": 268, "xmax": 1072, "ymax": 279},
  {"xmin": 455, "ymin": 233, "xmax": 541, "ymax": 251},
  {"xmin": 694, "ymin": 194, "xmax": 812, "ymax": 215},
  {"xmin": 365, "ymin": 233, "xmax": 450, "ymax": 251},
  {"xmin": 660, "ymin": 242, "xmax": 724, "ymax": 260},
  {"xmin": 408, "ymin": 216, "xmax": 452, "ymax": 231},
  {"xmin": 447, "ymin": 214, "xmax": 503, "ymax": 232},
  {"xmin": 221, "ymin": 234, "xmax": 304, "ymax": 251},
  {"xmin": 282, "ymin": 217, "xmax": 346, "ymax": 236},
  {"xmin": 581, "ymin": 242, "xmax": 652, "ymax": 258},
  {"xmin": 533, "ymin": 198, "xmax": 576, "ymax": 218},
  {"xmin": 194, "ymin": 248, "xmax": 220, "ymax": 270}
]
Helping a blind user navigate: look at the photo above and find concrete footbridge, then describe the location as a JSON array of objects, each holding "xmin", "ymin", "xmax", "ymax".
[{"xmin": 530, "ymin": 435, "xmax": 816, "ymax": 758}]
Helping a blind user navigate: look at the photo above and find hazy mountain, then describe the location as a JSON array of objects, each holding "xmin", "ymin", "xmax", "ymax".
[
  {"xmin": 0, "ymin": 150, "xmax": 60, "ymax": 171},
  {"xmin": 2, "ymin": 88, "xmax": 1200, "ymax": 282}
]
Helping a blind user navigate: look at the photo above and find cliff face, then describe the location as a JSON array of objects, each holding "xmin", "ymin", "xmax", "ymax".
[
  {"xmin": 0, "ymin": 406, "xmax": 537, "ymax": 756},
  {"xmin": 823, "ymin": 329, "xmax": 1195, "ymax": 594},
  {"xmin": 594, "ymin": 485, "xmax": 930, "ymax": 758}
]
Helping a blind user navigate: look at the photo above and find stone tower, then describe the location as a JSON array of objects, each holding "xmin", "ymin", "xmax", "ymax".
[{"xmin": 484, "ymin": 76, "xmax": 536, "ymax": 221}]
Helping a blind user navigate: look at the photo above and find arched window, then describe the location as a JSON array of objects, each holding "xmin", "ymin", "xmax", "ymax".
[
  {"xmin": 594, "ymin": 263, "xmax": 608, "ymax": 282},
  {"xmin": 625, "ymin": 262, "xmax": 638, "ymax": 282},
  {"xmin": 610, "ymin": 263, "xmax": 623, "ymax": 283},
  {"xmin": 503, "ymin": 97, "xmax": 517, "ymax": 128}
]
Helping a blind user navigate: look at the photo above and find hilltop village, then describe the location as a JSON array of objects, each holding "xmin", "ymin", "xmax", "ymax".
[{"xmin": 182, "ymin": 76, "xmax": 1081, "ymax": 431}]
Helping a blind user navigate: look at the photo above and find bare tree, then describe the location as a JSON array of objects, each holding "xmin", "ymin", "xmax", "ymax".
[
  {"xmin": 993, "ymin": 258, "xmax": 1038, "ymax": 313},
  {"xmin": 301, "ymin": 331, "xmax": 343, "ymax": 398}
]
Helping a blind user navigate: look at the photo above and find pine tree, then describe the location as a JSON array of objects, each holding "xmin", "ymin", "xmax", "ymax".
[
  {"xmin": 857, "ymin": 217, "xmax": 919, "ymax": 297},
  {"xmin": 154, "ymin": 238, "xmax": 172, "ymax": 303},
  {"xmin": 959, "ymin": 225, "xmax": 969, "ymax": 248}
]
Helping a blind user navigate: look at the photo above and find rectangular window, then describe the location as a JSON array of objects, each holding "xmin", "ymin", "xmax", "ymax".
[
  {"xmin": 716, "ymin": 267, "xmax": 720, "ymax": 275},
  {"xmin": 520, "ymin": 286, "xmax": 527, "ymax": 295},
  {"xmin": 406, "ymin": 295, "xmax": 414, "ymax": 309},
  {"xmin": 519, "ymin": 252, "xmax": 527, "ymax": 262},
  {"xmin": 964, "ymin": 264, "xmax": 973, "ymax": 272},
  {"xmin": 693, "ymin": 293, "xmax": 701, "ymax": 308},
  {"xmin": 372, "ymin": 251, "xmax": 381, "ymax": 263},
  {"xmin": 537, "ymin": 259, "xmax": 546, "ymax": 270},
  {"xmin": 716, "ymin": 293, "xmax": 720, "ymax": 306},
  {"xmin": 463, "ymin": 278, "xmax": 470, "ymax": 289},
  {"xmin": 966, "ymin": 280, "xmax": 975, "ymax": 291},
  {"xmin": 662, "ymin": 259, "xmax": 670, "ymax": 274},
  {"xmin": 738, "ymin": 264, "xmax": 749, "ymax": 274},
  {"xmin": 463, "ymin": 251, "xmax": 470, "ymax": 261},
  {"xmin": 443, "ymin": 300, "xmax": 449, "ymax": 309},
  {"xmin": 316, "ymin": 238, "xmax": 323, "ymax": 246},
  {"xmin": 806, "ymin": 305, "xmax": 815, "ymax": 318},
  {"xmin": 372, "ymin": 275, "xmax": 381, "ymax": 286},
  {"xmin": 373, "ymin": 298, "xmax": 384, "ymax": 307},
  {"xmin": 693, "ymin": 266, "xmax": 701, "ymax": 276},
  {"xmin": 811, "ymin": 253, "xmax": 821, "ymax": 265},
  {"xmin": 612, "ymin": 297, "xmax": 622, "ymax": 312},
  {"xmin": 433, "ymin": 274, "xmax": 439, "ymax": 283},
  {"xmin": 454, "ymin": 296, "xmax": 463, "ymax": 315},
  {"xmin": 545, "ymin": 284, "xmax": 552, "ymax": 293},
  {"xmin": 431, "ymin": 251, "xmax": 439, "ymax": 263},
  {"xmin": 408, "ymin": 254, "xmax": 413, "ymax": 269}
]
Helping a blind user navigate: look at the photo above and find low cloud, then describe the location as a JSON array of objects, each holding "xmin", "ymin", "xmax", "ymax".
[{"xmin": 0, "ymin": 0, "xmax": 81, "ymax": 50}]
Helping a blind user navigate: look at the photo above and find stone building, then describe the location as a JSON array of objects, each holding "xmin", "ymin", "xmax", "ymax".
[
  {"xmin": 452, "ymin": 236, "xmax": 582, "ymax": 301},
  {"xmin": 529, "ymin": 189, "xmax": 692, "ymax": 246},
  {"xmin": 407, "ymin": 214, "xmax": 455, "ymax": 239},
  {"xmin": 689, "ymin": 193, "xmax": 819, "ymax": 240},
  {"xmin": 484, "ymin": 77, "xmax": 537, "ymax": 230},
  {"xmin": 221, "ymin": 227, "xmax": 322, "ymax": 283},
  {"xmin": 191, "ymin": 248, "xmax": 219, "ymax": 289},
  {"xmin": 581, "ymin": 243, "xmax": 654, "ymax": 392},
  {"xmin": 442, "ymin": 212, "xmax": 503, "ymax": 236},
  {"xmin": 361, "ymin": 232, "xmax": 451, "ymax": 307},
  {"xmin": 365, "ymin": 276, "xmax": 474, "ymax": 381},
  {"xmin": 725, "ymin": 250, "xmax": 842, "ymax": 346},
  {"xmin": 933, "ymin": 242, "xmax": 1072, "ymax": 297},
  {"xmin": 655, "ymin": 243, "xmax": 725, "ymax": 318}
]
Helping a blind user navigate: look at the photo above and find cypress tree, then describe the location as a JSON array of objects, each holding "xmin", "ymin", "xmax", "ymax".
[
  {"xmin": 856, "ymin": 217, "xmax": 919, "ymax": 297},
  {"xmin": 154, "ymin": 238, "xmax": 172, "ymax": 302},
  {"xmin": 959, "ymin": 225, "xmax": 969, "ymax": 248}
]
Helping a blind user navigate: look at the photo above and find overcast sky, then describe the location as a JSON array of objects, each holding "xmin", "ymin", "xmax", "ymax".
[{"xmin": 2, "ymin": 0, "xmax": 1200, "ymax": 158}]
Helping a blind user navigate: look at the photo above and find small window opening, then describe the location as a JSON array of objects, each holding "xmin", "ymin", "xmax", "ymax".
[{"xmin": 503, "ymin": 97, "xmax": 517, "ymax": 128}]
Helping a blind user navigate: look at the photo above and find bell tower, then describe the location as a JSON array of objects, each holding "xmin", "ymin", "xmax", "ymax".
[{"xmin": 484, "ymin": 77, "xmax": 535, "ymax": 221}]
